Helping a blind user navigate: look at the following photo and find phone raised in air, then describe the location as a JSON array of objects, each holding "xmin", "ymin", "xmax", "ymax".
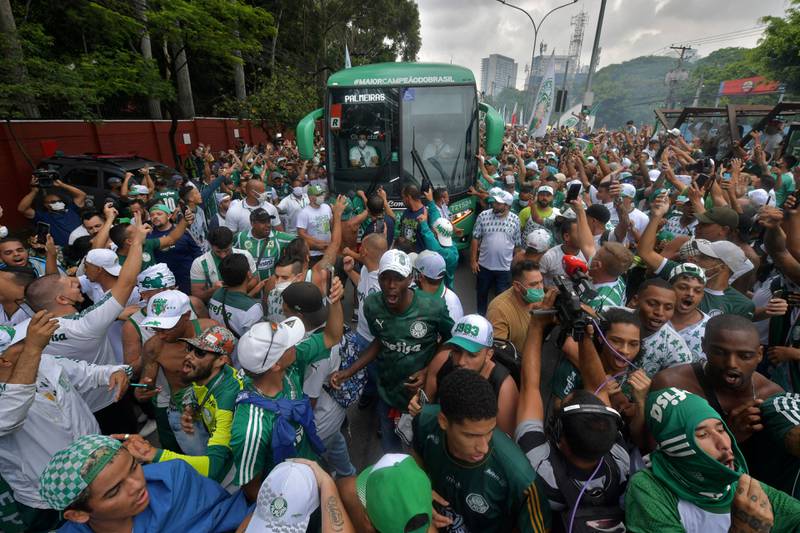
[
  {"xmin": 36, "ymin": 222, "xmax": 50, "ymax": 244},
  {"xmin": 565, "ymin": 183, "xmax": 582, "ymax": 203},
  {"xmin": 695, "ymin": 173, "xmax": 712, "ymax": 190}
]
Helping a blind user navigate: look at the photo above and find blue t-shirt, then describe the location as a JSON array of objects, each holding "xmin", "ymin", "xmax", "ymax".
[
  {"xmin": 151, "ymin": 226, "xmax": 202, "ymax": 294},
  {"xmin": 33, "ymin": 204, "xmax": 81, "ymax": 247},
  {"xmin": 57, "ymin": 460, "xmax": 250, "ymax": 532}
]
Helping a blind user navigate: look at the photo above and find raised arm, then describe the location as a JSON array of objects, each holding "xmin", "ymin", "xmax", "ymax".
[
  {"xmin": 322, "ymin": 277, "xmax": 344, "ymax": 349},
  {"xmin": 638, "ymin": 192, "xmax": 669, "ymax": 270},
  {"xmin": 516, "ymin": 292, "xmax": 557, "ymax": 425},
  {"xmin": 111, "ymin": 218, "xmax": 149, "ymax": 306},
  {"xmin": 91, "ymin": 203, "xmax": 118, "ymax": 249},
  {"xmin": 156, "ymin": 210, "xmax": 193, "ymax": 250}
]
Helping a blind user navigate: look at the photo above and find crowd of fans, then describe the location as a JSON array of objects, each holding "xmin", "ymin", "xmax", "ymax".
[{"xmin": 0, "ymin": 116, "xmax": 799, "ymax": 533}]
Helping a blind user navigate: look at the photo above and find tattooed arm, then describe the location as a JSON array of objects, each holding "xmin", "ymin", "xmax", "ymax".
[
  {"xmin": 729, "ymin": 475, "xmax": 773, "ymax": 533},
  {"xmin": 291, "ymin": 459, "xmax": 355, "ymax": 533}
]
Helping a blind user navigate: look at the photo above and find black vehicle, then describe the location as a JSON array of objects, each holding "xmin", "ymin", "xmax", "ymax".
[{"xmin": 36, "ymin": 153, "xmax": 184, "ymax": 208}]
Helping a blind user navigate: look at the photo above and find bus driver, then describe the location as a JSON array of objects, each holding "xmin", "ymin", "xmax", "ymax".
[{"xmin": 350, "ymin": 132, "xmax": 380, "ymax": 168}]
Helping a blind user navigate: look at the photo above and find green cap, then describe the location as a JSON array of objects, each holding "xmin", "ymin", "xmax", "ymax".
[
  {"xmin": 487, "ymin": 157, "xmax": 500, "ymax": 167},
  {"xmin": 39, "ymin": 435, "xmax": 122, "ymax": 510},
  {"xmin": 447, "ymin": 314, "xmax": 494, "ymax": 353},
  {"xmin": 307, "ymin": 185, "xmax": 324, "ymax": 196},
  {"xmin": 356, "ymin": 454, "xmax": 432, "ymax": 533},
  {"xmin": 148, "ymin": 203, "xmax": 171, "ymax": 214}
]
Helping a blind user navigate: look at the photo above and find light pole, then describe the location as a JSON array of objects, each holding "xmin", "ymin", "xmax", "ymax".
[{"xmin": 496, "ymin": 0, "xmax": 578, "ymax": 90}]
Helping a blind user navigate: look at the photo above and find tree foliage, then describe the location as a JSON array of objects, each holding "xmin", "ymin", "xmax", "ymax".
[{"xmin": 756, "ymin": 0, "xmax": 800, "ymax": 94}]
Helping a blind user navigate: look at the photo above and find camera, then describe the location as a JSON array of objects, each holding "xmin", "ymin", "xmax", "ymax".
[
  {"xmin": 34, "ymin": 169, "xmax": 58, "ymax": 188},
  {"xmin": 686, "ymin": 157, "xmax": 714, "ymax": 174},
  {"xmin": 551, "ymin": 272, "xmax": 598, "ymax": 342}
]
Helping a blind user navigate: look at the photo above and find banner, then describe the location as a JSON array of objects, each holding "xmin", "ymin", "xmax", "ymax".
[
  {"xmin": 528, "ymin": 54, "xmax": 556, "ymax": 137},
  {"xmin": 511, "ymin": 102, "xmax": 518, "ymax": 125},
  {"xmin": 556, "ymin": 103, "xmax": 598, "ymax": 133},
  {"xmin": 717, "ymin": 76, "xmax": 780, "ymax": 96}
]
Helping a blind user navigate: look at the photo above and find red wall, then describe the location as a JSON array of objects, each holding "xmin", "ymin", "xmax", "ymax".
[{"xmin": 1, "ymin": 118, "xmax": 268, "ymax": 229}]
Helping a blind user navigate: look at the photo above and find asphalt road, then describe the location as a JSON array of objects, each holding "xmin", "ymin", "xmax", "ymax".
[{"xmin": 343, "ymin": 256, "xmax": 562, "ymax": 471}]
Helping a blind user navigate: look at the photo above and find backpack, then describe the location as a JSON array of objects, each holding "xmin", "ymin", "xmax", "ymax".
[
  {"xmin": 492, "ymin": 338, "xmax": 521, "ymax": 387},
  {"xmin": 323, "ymin": 329, "xmax": 367, "ymax": 409},
  {"xmin": 549, "ymin": 446, "xmax": 626, "ymax": 533}
]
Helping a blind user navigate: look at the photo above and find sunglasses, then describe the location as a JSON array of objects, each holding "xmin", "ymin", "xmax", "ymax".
[{"xmin": 185, "ymin": 343, "xmax": 216, "ymax": 358}]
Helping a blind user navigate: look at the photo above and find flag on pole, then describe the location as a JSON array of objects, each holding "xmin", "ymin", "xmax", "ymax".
[
  {"xmin": 500, "ymin": 104, "xmax": 507, "ymax": 124},
  {"xmin": 345, "ymin": 44, "xmax": 352, "ymax": 69},
  {"xmin": 510, "ymin": 102, "xmax": 518, "ymax": 125},
  {"xmin": 527, "ymin": 54, "xmax": 556, "ymax": 137}
]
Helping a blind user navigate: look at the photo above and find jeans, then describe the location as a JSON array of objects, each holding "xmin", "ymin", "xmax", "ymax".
[
  {"xmin": 476, "ymin": 266, "xmax": 512, "ymax": 315},
  {"xmin": 377, "ymin": 398, "xmax": 403, "ymax": 453},
  {"xmin": 166, "ymin": 406, "xmax": 210, "ymax": 456},
  {"xmin": 321, "ymin": 430, "xmax": 357, "ymax": 478}
]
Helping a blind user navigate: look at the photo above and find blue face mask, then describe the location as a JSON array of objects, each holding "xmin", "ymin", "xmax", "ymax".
[{"xmin": 524, "ymin": 287, "xmax": 545, "ymax": 304}]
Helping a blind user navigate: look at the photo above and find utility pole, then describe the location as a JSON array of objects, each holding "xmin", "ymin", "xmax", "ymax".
[
  {"xmin": 582, "ymin": 0, "xmax": 607, "ymax": 110},
  {"xmin": 665, "ymin": 45, "xmax": 692, "ymax": 108}
]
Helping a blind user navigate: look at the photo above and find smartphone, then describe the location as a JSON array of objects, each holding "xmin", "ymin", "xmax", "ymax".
[
  {"xmin": 417, "ymin": 388, "xmax": 429, "ymax": 406},
  {"xmin": 695, "ymin": 173, "xmax": 712, "ymax": 189},
  {"xmin": 565, "ymin": 183, "xmax": 582, "ymax": 203},
  {"xmin": 326, "ymin": 265, "xmax": 335, "ymax": 299},
  {"xmin": 36, "ymin": 222, "xmax": 50, "ymax": 244},
  {"xmin": 789, "ymin": 191, "xmax": 800, "ymax": 210},
  {"xmin": 722, "ymin": 172, "xmax": 731, "ymax": 181}
]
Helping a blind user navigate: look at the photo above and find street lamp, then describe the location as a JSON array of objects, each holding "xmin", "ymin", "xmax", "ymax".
[{"xmin": 496, "ymin": 0, "xmax": 578, "ymax": 87}]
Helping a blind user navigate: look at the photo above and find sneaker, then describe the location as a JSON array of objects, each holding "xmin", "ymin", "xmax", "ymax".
[{"xmin": 139, "ymin": 419, "xmax": 157, "ymax": 438}]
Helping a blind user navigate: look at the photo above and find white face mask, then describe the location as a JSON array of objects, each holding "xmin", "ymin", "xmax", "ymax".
[
  {"xmin": 518, "ymin": 200, "xmax": 529, "ymax": 207},
  {"xmin": 358, "ymin": 140, "xmax": 367, "ymax": 149},
  {"xmin": 274, "ymin": 280, "xmax": 292, "ymax": 293},
  {"xmin": 0, "ymin": 226, "xmax": 7, "ymax": 239},
  {"xmin": 292, "ymin": 187, "xmax": 304, "ymax": 198},
  {"xmin": 49, "ymin": 201, "xmax": 66, "ymax": 212}
]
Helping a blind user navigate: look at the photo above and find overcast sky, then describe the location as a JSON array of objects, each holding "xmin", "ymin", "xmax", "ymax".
[{"xmin": 417, "ymin": 0, "xmax": 790, "ymax": 89}]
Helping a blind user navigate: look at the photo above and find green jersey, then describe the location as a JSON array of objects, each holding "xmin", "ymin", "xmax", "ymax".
[
  {"xmin": 744, "ymin": 393, "xmax": 800, "ymax": 498},
  {"xmin": 625, "ymin": 468, "xmax": 800, "ymax": 533},
  {"xmin": 153, "ymin": 189, "xmax": 180, "ymax": 211},
  {"xmin": 0, "ymin": 474, "xmax": 24, "ymax": 532},
  {"xmin": 364, "ymin": 290, "xmax": 454, "ymax": 409},
  {"xmin": 207, "ymin": 288, "xmax": 263, "ymax": 338},
  {"xmin": 233, "ymin": 230, "xmax": 294, "ymax": 280},
  {"xmin": 657, "ymin": 259, "xmax": 754, "ymax": 319},
  {"xmin": 230, "ymin": 333, "xmax": 331, "ymax": 486},
  {"xmin": 584, "ymin": 277, "xmax": 626, "ymax": 312},
  {"xmin": 118, "ymin": 238, "xmax": 160, "ymax": 269},
  {"xmin": 412, "ymin": 406, "xmax": 551, "ymax": 533}
]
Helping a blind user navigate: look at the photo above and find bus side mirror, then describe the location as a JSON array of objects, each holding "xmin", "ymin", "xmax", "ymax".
[
  {"xmin": 479, "ymin": 102, "xmax": 504, "ymax": 157},
  {"xmin": 297, "ymin": 107, "xmax": 324, "ymax": 160}
]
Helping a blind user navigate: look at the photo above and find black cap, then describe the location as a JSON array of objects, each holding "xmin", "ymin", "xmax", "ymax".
[
  {"xmin": 250, "ymin": 208, "xmax": 271, "ymax": 222},
  {"xmin": 282, "ymin": 281, "xmax": 327, "ymax": 329},
  {"xmin": 586, "ymin": 204, "xmax": 611, "ymax": 225}
]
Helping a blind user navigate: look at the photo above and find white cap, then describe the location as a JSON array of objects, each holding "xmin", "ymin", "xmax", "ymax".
[
  {"xmin": 587, "ymin": 156, "xmax": 597, "ymax": 163},
  {"xmin": 566, "ymin": 179, "xmax": 583, "ymax": 189},
  {"xmin": 431, "ymin": 218, "xmax": 454, "ymax": 247},
  {"xmin": 448, "ymin": 315, "xmax": 494, "ymax": 353},
  {"xmin": 414, "ymin": 250, "xmax": 446, "ymax": 280},
  {"xmin": 378, "ymin": 249, "xmax": 412, "ymax": 278},
  {"xmin": 747, "ymin": 188, "xmax": 770, "ymax": 207},
  {"xmin": 85, "ymin": 248, "xmax": 121, "ymax": 276},
  {"xmin": 526, "ymin": 228, "xmax": 552, "ymax": 252},
  {"xmin": 620, "ymin": 183, "xmax": 637, "ymax": 198},
  {"xmin": 129, "ymin": 184, "xmax": 149, "ymax": 196},
  {"xmin": 694, "ymin": 239, "xmax": 754, "ymax": 282},
  {"xmin": 137, "ymin": 263, "xmax": 176, "ymax": 291},
  {"xmin": 537, "ymin": 185, "xmax": 554, "ymax": 195},
  {"xmin": 525, "ymin": 161, "xmax": 539, "ymax": 172},
  {"xmin": 237, "ymin": 318, "xmax": 306, "ymax": 374},
  {"xmin": 668, "ymin": 128, "xmax": 681, "ymax": 136},
  {"xmin": 648, "ymin": 169, "xmax": 662, "ymax": 182},
  {"xmin": 504, "ymin": 174, "xmax": 516, "ymax": 185},
  {"xmin": 140, "ymin": 290, "xmax": 191, "ymax": 329},
  {"xmin": 553, "ymin": 172, "xmax": 567, "ymax": 183},
  {"xmin": 490, "ymin": 189, "xmax": 514, "ymax": 205},
  {"xmin": 245, "ymin": 461, "xmax": 319, "ymax": 533},
  {"xmin": 621, "ymin": 157, "xmax": 632, "ymax": 169}
]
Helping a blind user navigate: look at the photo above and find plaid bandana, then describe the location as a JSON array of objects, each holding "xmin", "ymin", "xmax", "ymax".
[{"xmin": 39, "ymin": 435, "xmax": 122, "ymax": 510}]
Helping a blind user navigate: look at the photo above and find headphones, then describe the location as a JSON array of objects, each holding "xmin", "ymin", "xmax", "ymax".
[{"xmin": 552, "ymin": 403, "xmax": 623, "ymax": 444}]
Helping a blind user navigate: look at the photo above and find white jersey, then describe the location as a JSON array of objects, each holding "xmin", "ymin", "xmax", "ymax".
[
  {"xmin": 277, "ymin": 194, "xmax": 310, "ymax": 234},
  {"xmin": 442, "ymin": 286, "xmax": 464, "ymax": 322},
  {"xmin": 349, "ymin": 145, "xmax": 379, "ymax": 167},
  {"xmin": 0, "ymin": 304, "xmax": 33, "ymax": 327},
  {"xmin": 539, "ymin": 245, "xmax": 586, "ymax": 286},
  {"xmin": 0, "ymin": 355, "xmax": 124, "ymax": 508},
  {"xmin": 224, "ymin": 199, "xmax": 281, "ymax": 233},
  {"xmin": 356, "ymin": 266, "xmax": 381, "ymax": 341},
  {"xmin": 296, "ymin": 204, "xmax": 333, "ymax": 257}
]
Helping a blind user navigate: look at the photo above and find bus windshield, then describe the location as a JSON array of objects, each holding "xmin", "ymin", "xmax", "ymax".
[{"xmin": 401, "ymin": 85, "xmax": 477, "ymax": 194}]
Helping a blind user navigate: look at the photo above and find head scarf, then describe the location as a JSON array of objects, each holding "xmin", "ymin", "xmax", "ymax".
[
  {"xmin": 646, "ymin": 387, "xmax": 747, "ymax": 512},
  {"xmin": 137, "ymin": 263, "xmax": 176, "ymax": 291}
]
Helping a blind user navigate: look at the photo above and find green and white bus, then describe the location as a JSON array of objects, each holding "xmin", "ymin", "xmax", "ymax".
[{"xmin": 296, "ymin": 62, "xmax": 504, "ymax": 250}]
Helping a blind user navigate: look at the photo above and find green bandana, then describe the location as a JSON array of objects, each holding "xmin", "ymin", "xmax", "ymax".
[
  {"xmin": 39, "ymin": 435, "xmax": 122, "ymax": 510},
  {"xmin": 647, "ymin": 388, "xmax": 747, "ymax": 512}
]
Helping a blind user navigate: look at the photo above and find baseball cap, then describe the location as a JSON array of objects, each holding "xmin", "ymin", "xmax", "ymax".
[
  {"xmin": 586, "ymin": 204, "xmax": 611, "ymax": 225},
  {"xmin": 526, "ymin": 228, "xmax": 552, "ymax": 253},
  {"xmin": 431, "ymin": 218, "xmax": 454, "ymax": 247},
  {"xmin": 694, "ymin": 239, "xmax": 753, "ymax": 280},
  {"xmin": 215, "ymin": 192, "xmax": 231, "ymax": 204},
  {"xmin": 250, "ymin": 207, "xmax": 271, "ymax": 222},
  {"xmin": 747, "ymin": 188, "xmax": 770, "ymax": 207},
  {"xmin": 140, "ymin": 289, "xmax": 191, "ymax": 329},
  {"xmin": 307, "ymin": 185, "xmax": 324, "ymax": 196},
  {"xmin": 621, "ymin": 157, "xmax": 632, "ymax": 169},
  {"xmin": 181, "ymin": 325, "xmax": 236, "ymax": 356},
  {"xmin": 245, "ymin": 461, "xmax": 319, "ymax": 533},
  {"xmin": 448, "ymin": 314, "xmax": 494, "ymax": 353},
  {"xmin": 620, "ymin": 183, "xmax": 637, "ymax": 198},
  {"xmin": 553, "ymin": 172, "xmax": 567, "ymax": 183},
  {"xmin": 357, "ymin": 454, "xmax": 432, "ymax": 533},
  {"xmin": 137, "ymin": 263, "xmax": 176, "ymax": 291},
  {"xmin": 537, "ymin": 185, "xmax": 554, "ymax": 195},
  {"xmin": 486, "ymin": 157, "xmax": 500, "ymax": 167},
  {"xmin": 129, "ymin": 184, "xmax": 149, "ymax": 196},
  {"xmin": 525, "ymin": 161, "xmax": 539, "ymax": 172},
  {"xmin": 587, "ymin": 156, "xmax": 597, "ymax": 163},
  {"xmin": 379, "ymin": 249, "xmax": 413, "ymax": 278},
  {"xmin": 414, "ymin": 250, "xmax": 446, "ymax": 280},
  {"xmin": 39, "ymin": 435, "xmax": 122, "ymax": 511},
  {"xmin": 668, "ymin": 128, "xmax": 681, "ymax": 136},
  {"xmin": 85, "ymin": 248, "xmax": 121, "ymax": 276},
  {"xmin": 148, "ymin": 203, "xmax": 171, "ymax": 214},
  {"xmin": 491, "ymin": 189, "xmax": 514, "ymax": 205},
  {"xmin": 668, "ymin": 262, "xmax": 706, "ymax": 284},
  {"xmin": 695, "ymin": 207, "xmax": 739, "ymax": 231},
  {"xmin": 648, "ymin": 169, "xmax": 662, "ymax": 182},
  {"xmin": 237, "ymin": 318, "xmax": 306, "ymax": 374},
  {"xmin": 282, "ymin": 282, "xmax": 327, "ymax": 328}
]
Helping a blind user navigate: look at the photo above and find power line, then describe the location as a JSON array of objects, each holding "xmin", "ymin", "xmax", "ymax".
[{"xmin": 672, "ymin": 25, "xmax": 766, "ymax": 47}]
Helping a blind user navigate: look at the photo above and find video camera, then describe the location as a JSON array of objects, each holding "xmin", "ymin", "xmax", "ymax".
[
  {"xmin": 33, "ymin": 169, "xmax": 59, "ymax": 188},
  {"xmin": 549, "ymin": 255, "xmax": 599, "ymax": 342}
]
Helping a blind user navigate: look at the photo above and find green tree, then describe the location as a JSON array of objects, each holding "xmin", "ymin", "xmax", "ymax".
[{"xmin": 756, "ymin": 0, "xmax": 800, "ymax": 94}]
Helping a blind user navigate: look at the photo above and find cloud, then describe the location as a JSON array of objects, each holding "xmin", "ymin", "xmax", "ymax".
[{"xmin": 417, "ymin": 0, "xmax": 788, "ymax": 90}]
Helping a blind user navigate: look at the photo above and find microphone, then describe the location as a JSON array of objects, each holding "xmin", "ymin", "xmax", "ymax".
[{"xmin": 562, "ymin": 255, "xmax": 589, "ymax": 278}]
